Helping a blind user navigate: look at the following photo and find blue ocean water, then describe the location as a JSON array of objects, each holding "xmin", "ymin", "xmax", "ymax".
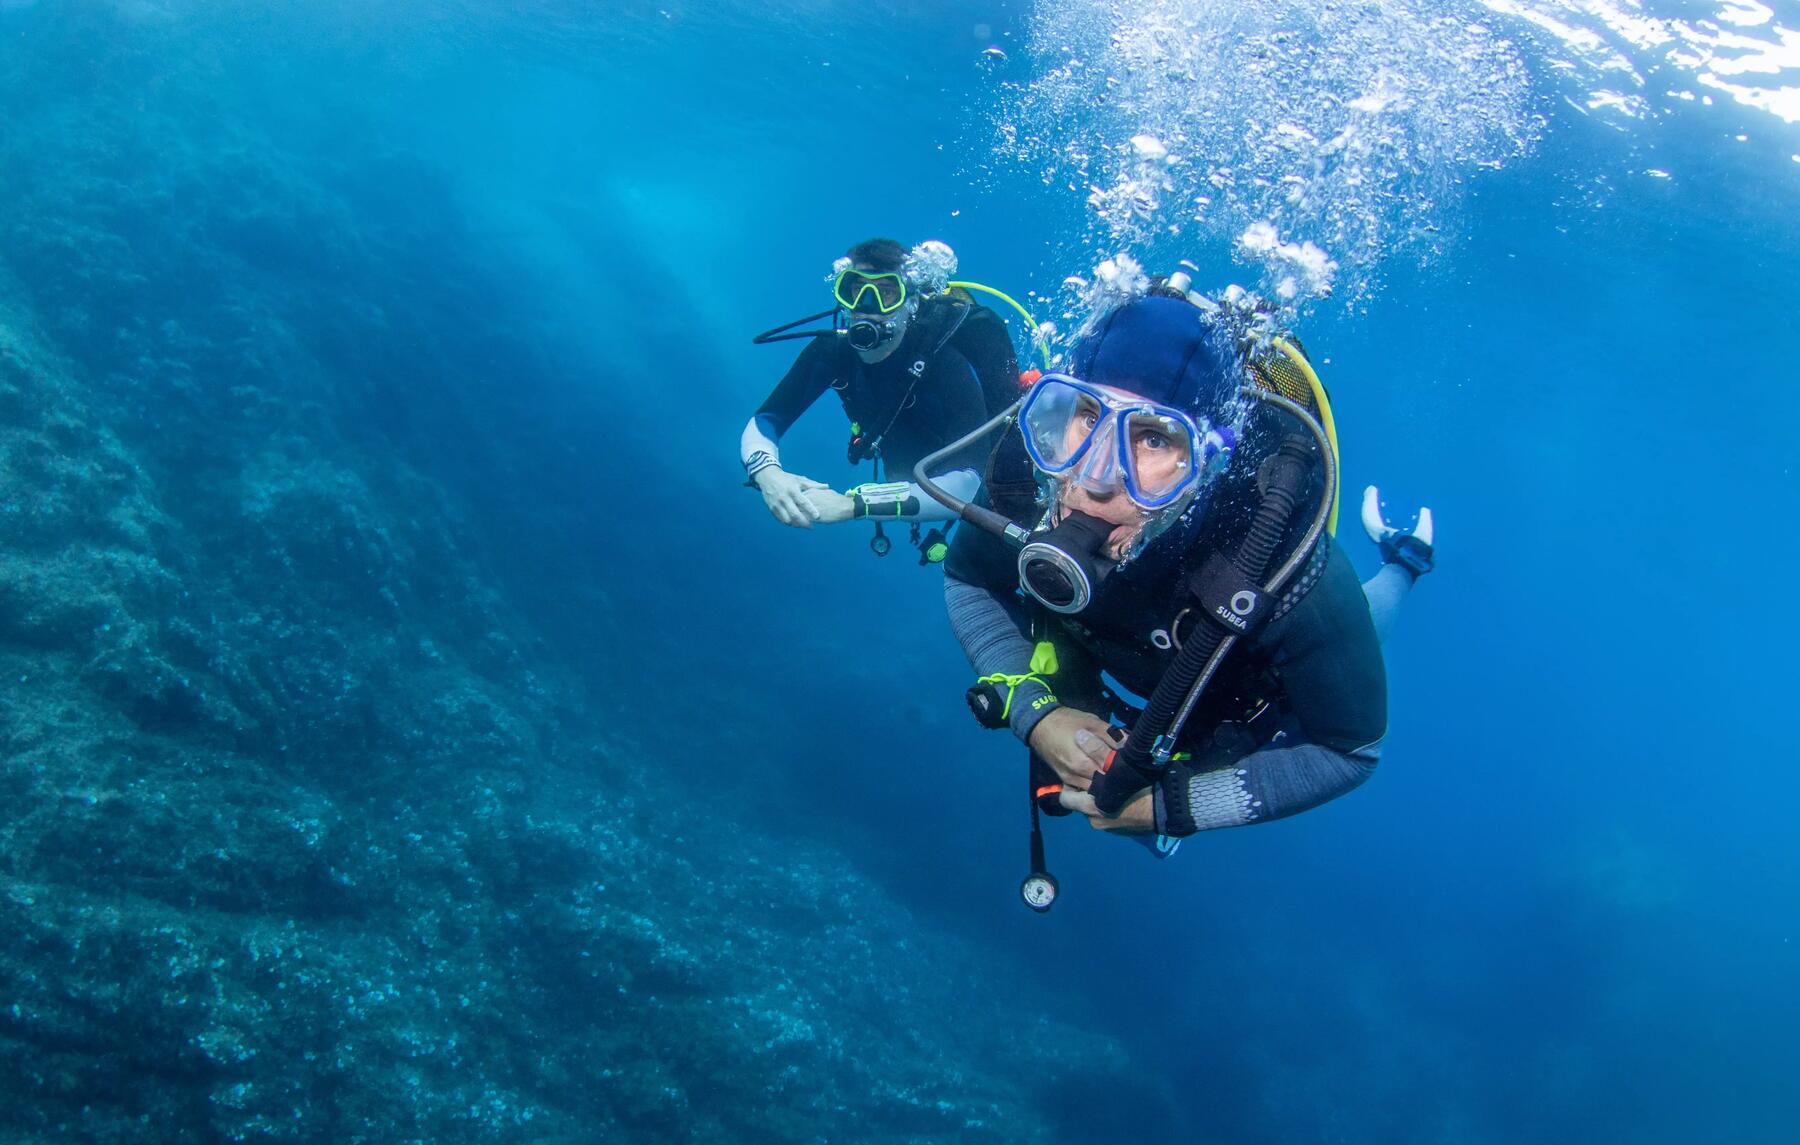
[{"xmin": 2, "ymin": 0, "xmax": 1797, "ymax": 1141}]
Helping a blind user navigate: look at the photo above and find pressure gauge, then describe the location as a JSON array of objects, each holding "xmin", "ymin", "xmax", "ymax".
[{"xmin": 1020, "ymin": 872, "xmax": 1059, "ymax": 913}]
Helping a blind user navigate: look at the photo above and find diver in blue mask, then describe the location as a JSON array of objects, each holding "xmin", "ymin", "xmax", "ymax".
[
  {"xmin": 921, "ymin": 285, "xmax": 1434, "ymax": 909},
  {"xmin": 740, "ymin": 237, "xmax": 1013, "ymax": 563}
]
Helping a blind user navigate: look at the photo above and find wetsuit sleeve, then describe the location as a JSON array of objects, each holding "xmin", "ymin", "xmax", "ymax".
[
  {"xmin": 1155, "ymin": 738, "xmax": 1380, "ymax": 836},
  {"xmin": 1152, "ymin": 536, "xmax": 1388, "ymax": 837},
  {"xmin": 911, "ymin": 469, "xmax": 977, "ymax": 520},
  {"xmin": 741, "ymin": 338, "xmax": 837, "ymax": 475},
  {"xmin": 945, "ymin": 573, "xmax": 1060, "ymax": 744}
]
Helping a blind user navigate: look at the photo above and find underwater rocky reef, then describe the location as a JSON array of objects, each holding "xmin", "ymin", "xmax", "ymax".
[{"xmin": 0, "ymin": 9, "xmax": 1137, "ymax": 1141}]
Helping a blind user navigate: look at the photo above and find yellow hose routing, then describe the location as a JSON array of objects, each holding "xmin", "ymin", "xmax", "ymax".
[
  {"xmin": 948, "ymin": 280, "xmax": 1054, "ymax": 370},
  {"xmin": 1271, "ymin": 336, "xmax": 1341, "ymax": 536}
]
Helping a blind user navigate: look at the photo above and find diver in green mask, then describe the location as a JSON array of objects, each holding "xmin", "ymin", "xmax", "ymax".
[{"xmin": 741, "ymin": 238, "xmax": 1017, "ymax": 563}]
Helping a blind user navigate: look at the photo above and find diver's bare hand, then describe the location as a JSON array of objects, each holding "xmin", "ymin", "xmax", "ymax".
[
  {"xmin": 1058, "ymin": 786, "xmax": 1157, "ymax": 833},
  {"xmin": 1026, "ymin": 707, "xmax": 1118, "ymax": 789},
  {"xmin": 801, "ymin": 488, "xmax": 856, "ymax": 525},
  {"xmin": 754, "ymin": 467, "xmax": 829, "ymax": 528}
]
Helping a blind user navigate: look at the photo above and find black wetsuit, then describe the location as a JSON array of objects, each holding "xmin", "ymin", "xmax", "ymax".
[
  {"xmin": 944, "ymin": 477, "xmax": 1389, "ymax": 837},
  {"xmin": 748, "ymin": 317, "xmax": 990, "ymax": 484}
]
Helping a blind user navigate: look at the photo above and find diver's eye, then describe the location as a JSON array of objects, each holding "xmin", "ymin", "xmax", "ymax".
[{"xmin": 1135, "ymin": 430, "xmax": 1169, "ymax": 451}]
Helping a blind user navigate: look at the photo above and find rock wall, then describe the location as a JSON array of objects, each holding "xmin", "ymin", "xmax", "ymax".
[{"xmin": 0, "ymin": 7, "xmax": 1136, "ymax": 1141}]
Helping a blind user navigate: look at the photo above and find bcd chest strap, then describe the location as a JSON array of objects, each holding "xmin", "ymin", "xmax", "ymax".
[
  {"xmin": 841, "ymin": 297, "xmax": 970, "ymax": 466},
  {"xmin": 1186, "ymin": 550, "xmax": 1270, "ymax": 637}
]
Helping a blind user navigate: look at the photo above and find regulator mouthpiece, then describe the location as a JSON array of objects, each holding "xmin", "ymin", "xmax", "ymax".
[
  {"xmin": 847, "ymin": 318, "xmax": 898, "ymax": 353},
  {"xmin": 1017, "ymin": 510, "xmax": 1118, "ymax": 615}
]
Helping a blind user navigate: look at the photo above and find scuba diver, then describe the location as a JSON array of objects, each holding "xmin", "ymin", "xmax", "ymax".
[
  {"xmin": 916, "ymin": 273, "xmax": 1435, "ymax": 910},
  {"xmin": 742, "ymin": 237, "xmax": 1037, "ymax": 563}
]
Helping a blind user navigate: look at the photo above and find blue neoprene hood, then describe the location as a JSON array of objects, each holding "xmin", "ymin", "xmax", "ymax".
[{"xmin": 1065, "ymin": 296, "xmax": 1238, "ymax": 419}]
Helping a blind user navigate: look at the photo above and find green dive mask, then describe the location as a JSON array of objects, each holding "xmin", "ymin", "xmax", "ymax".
[{"xmin": 833, "ymin": 268, "xmax": 908, "ymax": 314}]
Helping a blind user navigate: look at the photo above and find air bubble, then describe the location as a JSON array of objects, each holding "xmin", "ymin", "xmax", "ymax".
[{"xmin": 990, "ymin": 0, "xmax": 1538, "ymax": 313}]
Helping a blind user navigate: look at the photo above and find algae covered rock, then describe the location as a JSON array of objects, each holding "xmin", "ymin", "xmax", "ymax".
[{"xmin": 0, "ymin": 8, "xmax": 1144, "ymax": 1142}]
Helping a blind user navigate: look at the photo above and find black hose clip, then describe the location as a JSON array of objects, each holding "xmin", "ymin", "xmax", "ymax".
[{"xmin": 847, "ymin": 427, "xmax": 878, "ymax": 466}]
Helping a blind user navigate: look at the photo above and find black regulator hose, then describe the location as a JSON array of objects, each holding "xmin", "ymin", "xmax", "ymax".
[
  {"xmin": 912, "ymin": 401, "xmax": 1033, "ymax": 546},
  {"xmin": 752, "ymin": 308, "xmax": 842, "ymax": 345},
  {"xmin": 1088, "ymin": 388, "xmax": 1337, "ymax": 817},
  {"xmin": 915, "ymin": 384, "xmax": 1336, "ymax": 818}
]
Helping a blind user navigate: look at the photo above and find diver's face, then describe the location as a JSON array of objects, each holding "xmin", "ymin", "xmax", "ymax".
[
  {"xmin": 849, "ymin": 262, "xmax": 911, "ymax": 362},
  {"xmin": 1058, "ymin": 471, "xmax": 1142, "ymax": 531},
  {"xmin": 845, "ymin": 262, "xmax": 901, "ymax": 316},
  {"xmin": 1055, "ymin": 384, "xmax": 1186, "ymax": 531}
]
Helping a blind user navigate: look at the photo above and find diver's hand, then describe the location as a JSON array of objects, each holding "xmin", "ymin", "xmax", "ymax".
[
  {"xmin": 1026, "ymin": 707, "xmax": 1118, "ymax": 789},
  {"xmin": 1058, "ymin": 786, "xmax": 1157, "ymax": 833},
  {"xmin": 801, "ymin": 488, "xmax": 856, "ymax": 525},
  {"xmin": 754, "ymin": 467, "xmax": 829, "ymax": 528}
]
